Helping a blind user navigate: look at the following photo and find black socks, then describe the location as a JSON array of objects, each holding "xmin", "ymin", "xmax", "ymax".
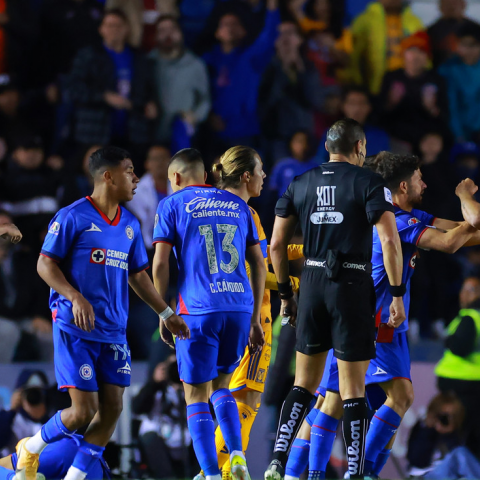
[
  {"xmin": 342, "ymin": 397, "xmax": 369, "ymax": 479},
  {"xmin": 272, "ymin": 386, "xmax": 315, "ymax": 466}
]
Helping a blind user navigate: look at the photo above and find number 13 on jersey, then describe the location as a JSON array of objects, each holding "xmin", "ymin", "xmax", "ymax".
[{"xmin": 199, "ymin": 224, "xmax": 239, "ymax": 274}]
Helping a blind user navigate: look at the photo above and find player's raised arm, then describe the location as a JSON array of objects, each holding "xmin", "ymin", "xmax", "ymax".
[
  {"xmin": 129, "ymin": 268, "xmax": 190, "ymax": 342},
  {"xmin": 37, "ymin": 255, "xmax": 95, "ymax": 333},
  {"xmin": 456, "ymin": 178, "xmax": 480, "ymax": 229},
  {"xmin": 246, "ymin": 243, "xmax": 267, "ymax": 353},
  {"xmin": 375, "ymin": 211, "xmax": 406, "ymax": 328}
]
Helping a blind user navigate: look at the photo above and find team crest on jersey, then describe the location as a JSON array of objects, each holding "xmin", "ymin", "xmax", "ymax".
[
  {"xmin": 48, "ymin": 222, "xmax": 60, "ymax": 235},
  {"xmin": 408, "ymin": 217, "xmax": 420, "ymax": 226},
  {"xmin": 90, "ymin": 248, "xmax": 106, "ymax": 264},
  {"xmin": 154, "ymin": 214, "xmax": 159, "ymax": 228},
  {"xmin": 79, "ymin": 364, "xmax": 93, "ymax": 380},
  {"xmin": 125, "ymin": 226, "xmax": 134, "ymax": 240}
]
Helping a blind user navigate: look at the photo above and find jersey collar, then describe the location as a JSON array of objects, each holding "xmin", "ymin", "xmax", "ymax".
[
  {"xmin": 86, "ymin": 196, "xmax": 122, "ymax": 226},
  {"xmin": 187, "ymin": 184, "xmax": 212, "ymax": 188}
]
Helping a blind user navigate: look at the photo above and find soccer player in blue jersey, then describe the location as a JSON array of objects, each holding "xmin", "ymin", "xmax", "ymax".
[
  {"xmin": 15, "ymin": 146, "xmax": 190, "ymax": 480},
  {"xmin": 0, "ymin": 436, "xmax": 110, "ymax": 480},
  {"xmin": 152, "ymin": 147, "xmax": 267, "ymax": 480},
  {"xmin": 285, "ymin": 152, "xmax": 480, "ymax": 479}
]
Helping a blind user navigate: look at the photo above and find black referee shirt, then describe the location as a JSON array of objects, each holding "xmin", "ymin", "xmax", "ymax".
[{"xmin": 275, "ymin": 162, "xmax": 394, "ymax": 261}]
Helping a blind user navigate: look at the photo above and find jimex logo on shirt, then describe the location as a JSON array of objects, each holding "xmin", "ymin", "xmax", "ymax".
[{"xmin": 311, "ymin": 186, "xmax": 344, "ymax": 224}]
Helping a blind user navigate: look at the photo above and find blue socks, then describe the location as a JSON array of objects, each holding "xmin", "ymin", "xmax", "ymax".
[
  {"xmin": 71, "ymin": 439, "xmax": 104, "ymax": 474},
  {"xmin": 187, "ymin": 402, "xmax": 219, "ymax": 476},
  {"xmin": 305, "ymin": 408, "xmax": 320, "ymax": 428},
  {"xmin": 373, "ymin": 448, "xmax": 392, "ymax": 476},
  {"xmin": 211, "ymin": 388, "xmax": 242, "ymax": 454},
  {"xmin": 41, "ymin": 411, "xmax": 75, "ymax": 443},
  {"xmin": 285, "ymin": 439, "xmax": 310, "ymax": 478},
  {"xmin": 365, "ymin": 405, "xmax": 401, "ymax": 473},
  {"xmin": 0, "ymin": 466, "xmax": 14, "ymax": 480},
  {"xmin": 309, "ymin": 412, "xmax": 339, "ymax": 477}
]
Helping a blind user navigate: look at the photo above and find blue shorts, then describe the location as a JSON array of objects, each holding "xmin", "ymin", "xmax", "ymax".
[
  {"xmin": 54, "ymin": 323, "xmax": 131, "ymax": 392},
  {"xmin": 11, "ymin": 438, "xmax": 109, "ymax": 480},
  {"xmin": 366, "ymin": 330, "xmax": 411, "ymax": 385},
  {"xmin": 176, "ymin": 312, "xmax": 251, "ymax": 384}
]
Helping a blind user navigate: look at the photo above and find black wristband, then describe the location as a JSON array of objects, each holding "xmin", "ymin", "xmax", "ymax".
[
  {"xmin": 278, "ymin": 280, "xmax": 293, "ymax": 299},
  {"xmin": 389, "ymin": 284, "xmax": 406, "ymax": 297}
]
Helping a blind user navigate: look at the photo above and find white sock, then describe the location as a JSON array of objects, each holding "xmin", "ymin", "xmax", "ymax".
[
  {"xmin": 206, "ymin": 475, "xmax": 221, "ymax": 480},
  {"xmin": 25, "ymin": 431, "xmax": 48, "ymax": 454},
  {"xmin": 63, "ymin": 466, "xmax": 87, "ymax": 480},
  {"xmin": 230, "ymin": 450, "xmax": 246, "ymax": 462}
]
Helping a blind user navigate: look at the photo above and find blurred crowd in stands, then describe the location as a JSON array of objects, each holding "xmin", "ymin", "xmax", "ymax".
[{"xmin": 0, "ymin": 0, "xmax": 479, "ymax": 362}]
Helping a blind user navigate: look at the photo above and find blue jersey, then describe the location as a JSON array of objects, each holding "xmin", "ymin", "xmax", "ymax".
[
  {"xmin": 372, "ymin": 206, "xmax": 435, "ymax": 332},
  {"xmin": 153, "ymin": 186, "xmax": 259, "ymax": 315},
  {"xmin": 41, "ymin": 197, "xmax": 149, "ymax": 343}
]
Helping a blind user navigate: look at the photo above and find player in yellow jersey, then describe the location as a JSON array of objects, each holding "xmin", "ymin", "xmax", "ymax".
[{"xmin": 195, "ymin": 146, "xmax": 303, "ymax": 480}]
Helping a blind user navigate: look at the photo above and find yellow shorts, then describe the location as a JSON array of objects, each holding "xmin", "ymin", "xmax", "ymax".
[{"xmin": 229, "ymin": 329, "xmax": 272, "ymax": 393}]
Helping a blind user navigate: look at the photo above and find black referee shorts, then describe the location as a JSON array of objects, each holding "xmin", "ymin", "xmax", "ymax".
[{"xmin": 296, "ymin": 266, "xmax": 376, "ymax": 362}]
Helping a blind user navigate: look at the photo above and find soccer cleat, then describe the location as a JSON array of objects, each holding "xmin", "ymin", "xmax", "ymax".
[
  {"xmin": 264, "ymin": 460, "xmax": 285, "ymax": 480},
  {"xmin": 231, "ymin": 455, "xmax": 251, "ymax": 480},
  {"xmin": 193, "ymin": 471, "xmax": 206, "ymax": 480},
  {"xmin": 14, "ymin": 438, "xmax": 40, "ymax": 480}
]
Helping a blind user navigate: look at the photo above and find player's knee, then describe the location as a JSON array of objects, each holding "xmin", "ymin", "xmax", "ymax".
[
  {"xmin": 105, "ymin": 397, "xmax": 123, "ymax": 420},
  {"xmin": 73, "ymin": 403, "xmax": 98, "ymax": 426},
  {"xmin": 403, "ymin": 385, "xmax": 415, "ymax": 411}
]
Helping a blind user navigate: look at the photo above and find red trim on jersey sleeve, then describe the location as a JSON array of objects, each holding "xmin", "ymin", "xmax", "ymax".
[
  {"xmin": 375, "ymin": 307, "xmax": 383, "ymax": 327},
  {"xmin": 415, "ymin": 227, "xmax": 430, "ymax": 246},
  {"xmin": 431, "ymin": 217, "xmax": 437, "ymax": 226},
  {"xmin": 39, "ymin": 252, "xmax": 60, "ymax": 263},
  {"xmin": 86, "ymin": 196, "xmax": 122, "ymax": 226},
  {"xmin": 178, "ymin": 293, "xmax": 189, "ymax": 315},
  {"xmin": 52, "ymin": 309, "xmax": 58, "ymax": 323},
  {"xmin": 59, "ymin": 385, "xmax": 77, "ymax": 390},
  {"xmin": 152, "ymin": 240, "xmax": 174, "ymax": 246},
  {"xmin": 129, "ymin": 263, "xmax": 150, "ymax": 275}
]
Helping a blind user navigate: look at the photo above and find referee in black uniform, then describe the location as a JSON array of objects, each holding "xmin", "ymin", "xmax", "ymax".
[{"xmin": 264, "ymin": 119, "xmax": 406, "ymax": 480}]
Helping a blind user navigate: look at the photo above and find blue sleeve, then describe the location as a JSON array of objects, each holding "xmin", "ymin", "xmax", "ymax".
[
  {"xmin": 41, "ymin": 209, "xmax": 78, "ymax": 262},
  {"xmin": 246, "ymin": 209, "xmax": 259, "ymax": 247},
  {"xmin": 247, "ymin": 9, "xmax": 281, "ymax": 71},
  {"xmin": 153, "ymin": 198, "xmax": 176, "ymax": 246},
  {"xmin": 397, "ymin": 214, "xmax": 432, "ymax": 246},
  {"xmin": 412, "ymin": 208, "xmax": 435, "ymax": 226},
  {"xmin": 129, "ymin": 222, "xmax": 149, "ymax": 274}
]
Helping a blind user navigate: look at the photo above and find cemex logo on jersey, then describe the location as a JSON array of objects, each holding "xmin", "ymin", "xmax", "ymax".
[
  {"xmin": 90, "ymin": 248, "xmax": 129, "ymax": 270},
  {"xmin": 184, "ymin": 196, "xmax": 241, "ymax": 219},
  {"xmin": 90, "ymin": 248, "xmax": 106, "ymax": 264}
]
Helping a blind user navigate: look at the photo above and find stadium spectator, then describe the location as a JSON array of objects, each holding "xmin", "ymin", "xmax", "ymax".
[
  {"xmin": 0, "ymin": 134, "xmax": 62, "ymax": 251},
  {"xmin": 349, "ymin": 0, "xmax": 423, "ymax": 94},
  {"xmin": 132, "ymin": 356, "xmax": 197, "ymax": 479},
  {"xmin": 450, "ymin": 142, "xmax": 480, "ymax": 187},
  {"xmin": 439, "ymin": 22, "xmax": 480, "ymax": 143},
  {"xmin": 150, "ymin": 16, "xmax": 210, "ymax": 145},
  {"xmin": 126, "ymin": 145, "xmax": 170, "ymax": 249},
  {"xmin": 436, "ymin": 276, "xmax": 480, "ymax": 458},
  {"xmin": 67, "ymin": 9, "xmax": 157, "ymax": 156},
  {"xmin": 258, "ymin": 21, "xmax": 322, "ymax": 163},
  {"xmin": 39, "ymin": 0, "xmax": 103, "ymax": 85},
  {"xmin": 268, "ymin": 131, "xmax": 318, "ymax": 198},
  {"xmin": 0, "ymin": 210, "xmax": 53, "ymax": 363},
  {"xmin": 378, "ymin": 31, "xmax": 449, "ymax": 149},
  {"xmin": 428, "ymin": 0, "xmax": 480, "ymax": 68},
  {"xmin": 0, "ymin": 370, "xmax": 49, "ymax": 456},
  {"xmin": 203, "ymin": 0, "xmax": 279, "ymax": 154},
  {"xmin": 106, "ymin": 0, "xmax": 143, "ymax": 47},
  {"xmin": 316, "ymin": 86, "xmax": 390, "ymax": 163},
  {"xmin": 59, "ymin": 145, "xmax": 99, "ymax": 208},
  {"xmin": 407, "ymin": 392, "xmax": 468, "ymax": 477},
  {"xmin": 288, "ymin": 0, "xmax": 345, "ymax": 36}
]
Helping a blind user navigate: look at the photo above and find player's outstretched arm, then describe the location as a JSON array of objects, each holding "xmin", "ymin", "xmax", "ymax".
[
  {"xmin": 271, "ymin": 215, "xmax": 298, "ymax": 326},
  {"xmin": 418, "ymin": 222, "xmax": 477, "ymax": 253},
  {"xmin": 375, "ymin": 211, "xmax": 406, "ymax": 328},
  {"xmin": 456, "ymin": 178, "xmax": 480, "ymax": 229},
  {"xmin": 129, "ymin": 270, "xmax": 190, "ymax": 342},
  {"xmin": 246, "ymin": 243, "xmax": 267, "ymax": 353},
  {"xmin": 0, "ymin": 224, "xmax": 22, "ymax": 243},
  {"xmin": 37, "ymin": 255, "xmax": 95, "ymax": 332}
]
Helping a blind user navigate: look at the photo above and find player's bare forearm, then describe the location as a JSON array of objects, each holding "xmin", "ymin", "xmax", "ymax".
[
  {"xmin": 376, "ymin": 211, "xmax": 403, "ymax": 286},
  {"xmin": 246, "ymin": 244, "xmax": 267, "ymax": 325},
  {"xmin": 419, "ymin": 222, "xmax": 476, "ymax": 253},
  {"xmin": 129, "ymin": 270, "xmax": 169, "ymax": 314},
  {"xmin": 37, "ymin": 255, "xmax": 81, "ymax": 302},
  {"xmin": 459, "ymin": 194, "xmax": 480, "ymax": 229},
  {"xmin": 270, "ymin": 215, "xmax": 297, "ymax": 284},
  {"xmin": 152, "ymin": 242, "xmax": 171, "ymax": 299}
]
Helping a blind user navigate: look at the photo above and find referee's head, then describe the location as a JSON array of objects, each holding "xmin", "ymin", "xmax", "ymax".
[{"xmin": 325, "ymin": 118, "xmax": 366, "ymax": 166}]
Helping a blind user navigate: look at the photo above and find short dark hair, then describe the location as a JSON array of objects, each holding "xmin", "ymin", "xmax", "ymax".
[
  {"xmin": 456, "ymin": 22, "xmax": 480, "ymax": 43},
  {"xmin": 156, "ymin": 14, "xmax": 181, "ymax": 30},
  {"xmin": 169, "ymin": 148, "xmax": 204, "ymax": 168},
  {"xmin": 342, "ymin": 85, "xmax": 371, "ymax": 103},
  {"xmin": 89, "ymin": 146, "xmax": 131, "ymax": 176},
  {"xmin": 365, "ymin": 151, "xmax": 421, "ymax": 193},
  {"xmin": 103, "ymin": 8, "xmax": 129, "ymax": 24},
  {"xmin": 326, "ymin": 118, "xmax": 365, "ymax": 156}
]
